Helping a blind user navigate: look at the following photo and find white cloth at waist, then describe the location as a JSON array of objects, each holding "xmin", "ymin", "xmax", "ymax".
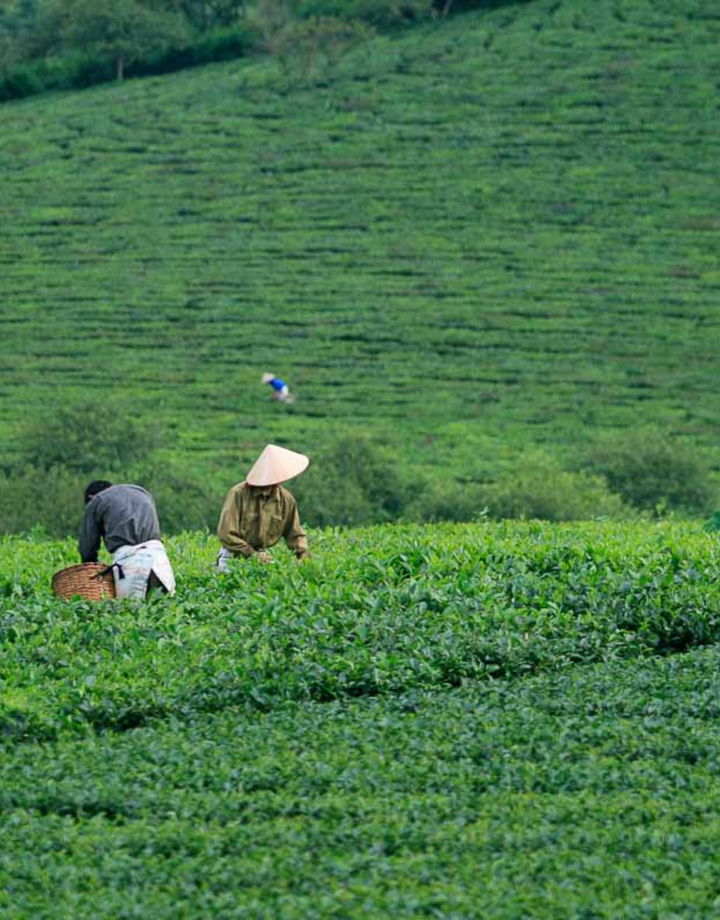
[{"xmin": 112, "ymin": 539, "xmax": 176, "ymax": 599}]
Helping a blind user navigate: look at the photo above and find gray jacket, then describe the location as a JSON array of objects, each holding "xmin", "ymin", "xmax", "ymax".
[{"xmin": 79, "ymin": 484, "xmax": 162, "ymax": 562}]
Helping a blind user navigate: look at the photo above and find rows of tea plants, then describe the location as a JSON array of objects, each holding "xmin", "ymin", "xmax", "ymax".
[
  {"xmin": 4, "ymin": 521, "xmax": 720, "ymax": 916},
  {"xmin": 2, "ymin": 521, "xmax": 720, "ymax": 744},
  {"xmin": 2, "ymin": 0, "xmax": 720, "ymax": 484},
  {"xmin": 4, "ymin": 641, "xmax": 720, "ymax": 917}
]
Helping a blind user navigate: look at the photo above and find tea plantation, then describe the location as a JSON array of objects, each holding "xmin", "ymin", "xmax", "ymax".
[
  {"xmin": 1, "ymin": 0, "xmax": 720, "ymax": 487},
  {"xmin": 4, "ymin": 522, "xmax": 720, "ymax": 916},
  {"xmin": 3, "ymin": 0, "xmax": 720, "ymax": 913}
]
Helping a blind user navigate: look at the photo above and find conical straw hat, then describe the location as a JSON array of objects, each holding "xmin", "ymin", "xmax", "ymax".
[
  {"xmin": 261, "ymin": 373, "xmax": 275, "ymax": 384},
  {"xmin": 246, "ymin": 444, "xmax": 309, "ymax": 487}
]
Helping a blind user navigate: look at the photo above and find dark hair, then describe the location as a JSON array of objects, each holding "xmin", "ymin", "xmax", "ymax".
[{"xmin": 84, "ymin": 480, "xmax": 112, "ymax": 504}]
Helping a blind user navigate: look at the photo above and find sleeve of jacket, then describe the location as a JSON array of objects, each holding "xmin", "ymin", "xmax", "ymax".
[
  {"xmin": 78, "ymin": 503, "xmax": 102, "ymax": 563},
  {"xmin": 217, "ymin": 487, "xmax": 256, "ymax": 558},
  {"xmin": 283, "ymin": 495, "xmax": 308, "ymax": 557}
]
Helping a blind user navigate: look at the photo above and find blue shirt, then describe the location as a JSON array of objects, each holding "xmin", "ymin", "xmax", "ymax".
[{"xmin": 270, "ymin": 377, "xmax": 286, "ymax": 391}]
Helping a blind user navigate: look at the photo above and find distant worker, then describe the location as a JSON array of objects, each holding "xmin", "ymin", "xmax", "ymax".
[
  {"xmin": 216, "ymin": 444, "xmax": 309, "ymax": 571},
  {"xmin": 262, "ymin": 372, "xmax": 295, "ymax": 404},
  {"xmin": 79, "ymin": 481, "xmax": 176, "ymax": 599}
]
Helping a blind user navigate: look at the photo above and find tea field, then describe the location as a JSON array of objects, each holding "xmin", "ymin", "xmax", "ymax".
[
  {"xmin": 4, "ymin": 521, "xmax": 720, "ymax": 916},
  {"xmin": 2, "ymin": 0, "xmax": 720, "ymax": 485}
]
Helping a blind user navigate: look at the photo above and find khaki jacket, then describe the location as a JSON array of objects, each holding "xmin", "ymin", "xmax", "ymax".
[{"xmin": 217, "ymin": 483, "xmax": 308, "ymax": 558}]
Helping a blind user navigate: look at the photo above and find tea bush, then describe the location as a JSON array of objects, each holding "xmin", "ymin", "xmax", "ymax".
[
  {"xmin": 3, "ymin": 523, "xmax": 720, "ymax": 916},
  {"xmin": 2, "ymin": 521, "xmax": 720, "ymax": 743}
]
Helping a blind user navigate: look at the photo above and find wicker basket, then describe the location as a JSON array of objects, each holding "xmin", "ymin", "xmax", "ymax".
[{"xmin": 52, "ymin": 563, "xmax": 116, "ymax": 601}]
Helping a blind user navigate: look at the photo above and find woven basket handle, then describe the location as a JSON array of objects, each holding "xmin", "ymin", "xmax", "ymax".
[{"xmin": 91, "ymin": 564, "xmax": 119, "ymax": 580}]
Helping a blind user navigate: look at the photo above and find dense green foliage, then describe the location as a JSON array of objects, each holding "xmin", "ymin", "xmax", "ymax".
[
  {"xmin": 0, "ymin": 0, "xmax": 444, "ymax": 100},
  {"xmin": 3, "ymin": 521, "xmax": 720, "ymax": 741},
  {"xmin": 580, "ymin": 428, "xmax": 717, "ymax": 515},
  {"xmin": 0, "ymin": 0, "xmax": 250, "ymax": 89},
  {"xmin": 0, "ymin": 20, "xmax": 261, "ymax": 100},
  {"xmin": 6, "ymin": 651, "xmax": 720, "ymax": 917},
  {"xmin": 4, "ymin": 522, "xmax": 720, "ymax": 916},
  {"xmin": 1, "ymin": 0, "xmax": 720, "ymax": 532},
  {"xmin": 14, "ymin": 400, "xmax": 158, "ymax": 473}
]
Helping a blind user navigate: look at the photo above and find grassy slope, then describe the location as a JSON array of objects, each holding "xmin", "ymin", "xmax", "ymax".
[{"xmin": 1, "ymin": 0, "xmax": 720, "ymax": 483}]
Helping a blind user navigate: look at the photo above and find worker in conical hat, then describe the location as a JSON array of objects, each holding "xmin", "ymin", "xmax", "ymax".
[
  {"xmin": 216, "ymin": 444, "xmax": 309, "ymax": 570},
  {"xmin": 261, "ymin": 372, "xmax": 295, "ymax": 405}
]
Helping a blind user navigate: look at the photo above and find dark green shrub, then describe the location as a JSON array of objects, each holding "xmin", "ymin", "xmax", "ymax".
[
  {"xmin": 15, "ymin": 400, "xmax": 159, "ymax": 476},
  {"xmin": 258, "ymin": 11, "xmax": 373, "ymax": 82},
  {"xmin": 61, "ymin": 50, "xmax": 116, "ymax": 87},
  {"xmin": 0, "ymin": 461, "xmax": 220, "ymax": 537},
  {"xmin": 293, "ymin": 435, "xmax": 409, "ymax": 527},
  {"xmin": 0, "ymin": 466, "xmax": 85, "ymax": 537},
  {"xmin": 582, "ymin": 429, "xmax": 716, "ymax": 515},
  {"xmin": 0, "ymin": 49, "xmax": 121, "ymax": 100},
  {"xmin": 0, "ymin": 58, "xmax": 43, "ymax": 99},
  {"xmin": 128, "ymin": 461, "xmax": 220, "ymax": 533},
  {"xmin": 165, "ymin": 0, "xmax": 248, "ymax": 31},
  {"xmin": 479, "ymin": 454, "xmax": 629, "ymax": 521},
  {"xmin": 295, "ymin": 0, "xmax": 433, "ymax": 26},
  {"xmin": 404, "ymin": 480, "xmax": 487, "ymax": 523},
  {"xmin": 0, "ymin": 18, "xmax": 258, "ymax": 101},
  {"xmin": 1, "ymin": 400, "xmax": 226, "ymax": 536},
  {"xmin": 436, "ymin": 0, "xmax": 531, "ymax": 16},
  {"xmin": 0, "ymin": 32, "xmax": 18, "ymax": 76},
  {"xmin": 704, "ymin": 511, "xmax": 720, "ymax": 533},
  {"xmin": 296, "ymin": 446, "xmax": 630, "ymax": 527},
  {"xmin": 136, "ymin": 22, "xmax": 260, "ymax": 74}
]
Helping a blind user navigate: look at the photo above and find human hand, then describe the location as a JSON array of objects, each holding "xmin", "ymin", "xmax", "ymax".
[{"xmin": 255, "ymin": 552, "xmax": 274, "ymax": 564}]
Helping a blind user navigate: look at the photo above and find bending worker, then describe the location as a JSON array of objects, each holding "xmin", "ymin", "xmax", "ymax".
[
  {"xmin": 216, "ymin": 444, "xmax": 309, "ymax": 571},
  {"xmin": 261, "ymin": 372, "xmax": 295, "ymax": 404},
  {"xmin": 79, "ymin": 480, "xmax": 176, "ymax": 599}
]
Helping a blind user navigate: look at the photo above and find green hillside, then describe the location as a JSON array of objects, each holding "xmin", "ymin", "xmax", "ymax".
[
  {"xmin": 1, "ymin": 0, "xmax": 719, "ymax": 500},
  {"xmin": 4, "ymin": 521, "xmax": 720, "ymax": 916}
]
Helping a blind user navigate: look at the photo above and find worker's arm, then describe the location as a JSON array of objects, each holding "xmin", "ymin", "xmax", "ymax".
[
  {"xmin": 283, "ymin": 497, "xmax": 308, "ymax": 559},
  {"xmin": 217, "ymin": 488, "xmax": 256, "ymax": 558},
  {"xmin": 78, "ymin": 503, "xmax": 102, "ymax": 563}
]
